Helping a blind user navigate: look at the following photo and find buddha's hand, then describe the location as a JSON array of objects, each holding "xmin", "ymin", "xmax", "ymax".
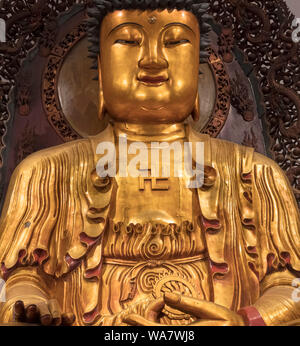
[
  {"xmin": 99, "ymin": 297, "xmax": 165, "ymax": 326},
  {"xmin": 12, "ymin": 299, "xmax": 75, "ymax": 326},
  {"xmin": 123, "ymin": 292, "xmax": 246, "ymax": 326}
]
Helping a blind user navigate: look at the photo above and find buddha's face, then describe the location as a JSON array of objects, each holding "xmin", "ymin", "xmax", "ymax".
[{"xmin": 99, "ymin": 9, "xmax": 200, "ymax": 124}]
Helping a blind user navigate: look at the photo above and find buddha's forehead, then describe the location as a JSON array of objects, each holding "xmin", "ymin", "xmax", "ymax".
[{"xmin": 100, "ymin": 9, "xmax": 199, "ymax": 37}]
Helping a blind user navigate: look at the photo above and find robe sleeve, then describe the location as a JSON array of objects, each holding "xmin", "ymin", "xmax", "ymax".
[
  {"xmin": 252, "ymin": 152, "xmax": 300, "ymax": 277},
  {"xmin": 0, "ymin": 139, "xmax": 112, "ymax": 280}
]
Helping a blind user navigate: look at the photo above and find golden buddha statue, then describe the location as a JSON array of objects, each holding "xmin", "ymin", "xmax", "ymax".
[{"xmin": 0, "ymin": 0, "xmax": 300, "ymax": 327}]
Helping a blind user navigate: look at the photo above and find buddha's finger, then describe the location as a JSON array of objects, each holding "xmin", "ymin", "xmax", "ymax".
[
  {"xmin": 164, "ymin": 292, "xmax": 231, "ymax": 320},
  {"xmin": 25, "ymin": 304, "xmax": 39, "ymax": 323},
  {"xmin": 123, "ymin": 314, "xmax": 168, "ymax": 327},
  {"xmin": 61, "ymin": 312, "xmax": 76, "ymax": 326},
  {"xmin": 145, "ymin": 298, "xmax": 165, "ymax": 322},
  {"xmin": 37, "ymin": 302, "xmax": 52, "ymax": 326},
  {"xmin": 48, "ymin": 299, "xmax": 62, "ymax": 326},
  {"xmin": 14, "ymin": 300, "xmax": 25, "ymax": 322}
]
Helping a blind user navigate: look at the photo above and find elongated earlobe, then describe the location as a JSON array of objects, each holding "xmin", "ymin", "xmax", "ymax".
[
  {"xmin": 98, "ymin": 56, "xmax": 105, "ymax": 120},
  {"xmin": 192, "ymin": 93, "xmax": 200, "ymax": 122}
]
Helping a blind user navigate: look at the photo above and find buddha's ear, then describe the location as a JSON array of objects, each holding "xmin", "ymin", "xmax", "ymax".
[
  {"xmin": 192, "ymin": 92, "xmax": 200, "ymax": 122},
  {"xmin": 98, "ymin": 55, "xmax": 106, "ymax": 121}
]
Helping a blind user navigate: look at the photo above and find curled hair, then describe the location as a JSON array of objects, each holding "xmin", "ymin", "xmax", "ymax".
[{"xmin": 86, "ymin": 0, "xmax": 212, "ymax": 74}]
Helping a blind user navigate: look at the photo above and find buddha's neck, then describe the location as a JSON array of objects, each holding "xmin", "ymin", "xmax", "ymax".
[{"xmin": 113, "ymin": 121, "xmax": 187, "ymax": 142}]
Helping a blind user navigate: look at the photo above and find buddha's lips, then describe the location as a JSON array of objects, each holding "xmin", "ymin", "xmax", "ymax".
[{"xmin": 138, "ymin": 75, "xmax": 169, "ymax": 85}]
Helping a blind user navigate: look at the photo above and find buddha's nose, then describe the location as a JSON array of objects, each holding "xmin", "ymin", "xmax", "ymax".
[{"xmin": 138, "ymin": 40, "xmax": 168, "ymax": 71}]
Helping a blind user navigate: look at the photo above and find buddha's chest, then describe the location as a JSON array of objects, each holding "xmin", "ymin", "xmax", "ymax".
[
  {"xmin": 101, "ymin": 136, "xmax": 206, "ymax": 260},
  {"xmin": 113, "ymin": 175, "xmax": 197, "ymax": 225},
  {"xmin": 104, "ymin": 168, "xmax": 206, "ymax": 257},
  {"xmin": 111, "ymin": 138, "xmax": 199, "ymax": 225},
  {"xmin": 103, "ymin": 178, "xmax": 206, "ymax": 261}
]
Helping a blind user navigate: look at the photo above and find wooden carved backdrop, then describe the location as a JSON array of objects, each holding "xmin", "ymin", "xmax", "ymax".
[{"xmin": 0, "ymin": 0, "xmax": 299, "ymax": 209}]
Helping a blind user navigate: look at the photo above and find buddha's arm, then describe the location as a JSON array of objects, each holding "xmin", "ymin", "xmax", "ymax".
[
  {"xmin": 244, "ymin": 153, "xmax": 300, "ymax": 326},
  {"xmin": 0, "ymin": 145, "xmax": 92, "ymax": 325},
  {"xmin": 251, "ymin": 271, "xmax": 300, "ymax": 326}
]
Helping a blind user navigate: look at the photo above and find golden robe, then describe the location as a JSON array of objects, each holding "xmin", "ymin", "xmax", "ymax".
[{"xmin": 0, "ymin": 124, "xmax": 299, "ymax": 325}]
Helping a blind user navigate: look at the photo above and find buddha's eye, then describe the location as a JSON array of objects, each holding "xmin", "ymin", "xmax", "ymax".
[
  {"xmin": 115, "ymin": 39, "xmax": 140, "ymax": 46},
  {"xmin": 164, "ymin": 39, "xmax": 190, "ymax": 47}
]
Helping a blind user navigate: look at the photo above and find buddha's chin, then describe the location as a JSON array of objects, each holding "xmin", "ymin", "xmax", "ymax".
[
  {"xmin": 114, "ymin": 113, "xmax": 187, "ymax": 124},
  {"xmin": 108, "ymin": 105, "xmax": 189, "ymax": 124}
]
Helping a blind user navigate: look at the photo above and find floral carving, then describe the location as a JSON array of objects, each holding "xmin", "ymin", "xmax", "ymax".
[
  {"xmin": 230, "ymin": 70, "xmax": 255, "ymax": 122},
  {"xmin": 16, "ymin": 73, "xmax": 31, "ymax": 116},
  {"xmin": 218, "ymin": 26, "xmax": 235, "ymax": 64}
]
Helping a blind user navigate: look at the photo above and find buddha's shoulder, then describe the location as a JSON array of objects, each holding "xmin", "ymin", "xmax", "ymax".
[
  {"xmin": 209, "ymin": 136, "xmax": 282, "ymax": 171},
  {"xmin": 14, "ymin": 138, "xmax": 93, "ymax": 172}
]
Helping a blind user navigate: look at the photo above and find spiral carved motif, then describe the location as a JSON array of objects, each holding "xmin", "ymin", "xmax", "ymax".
[
  {"xmin": 142, "ymin": 236, "xmax": 166, "ymax": 259},
  {"xmin": 138, "ymin": 269, "xmax": 166, "ymax": 293}
]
